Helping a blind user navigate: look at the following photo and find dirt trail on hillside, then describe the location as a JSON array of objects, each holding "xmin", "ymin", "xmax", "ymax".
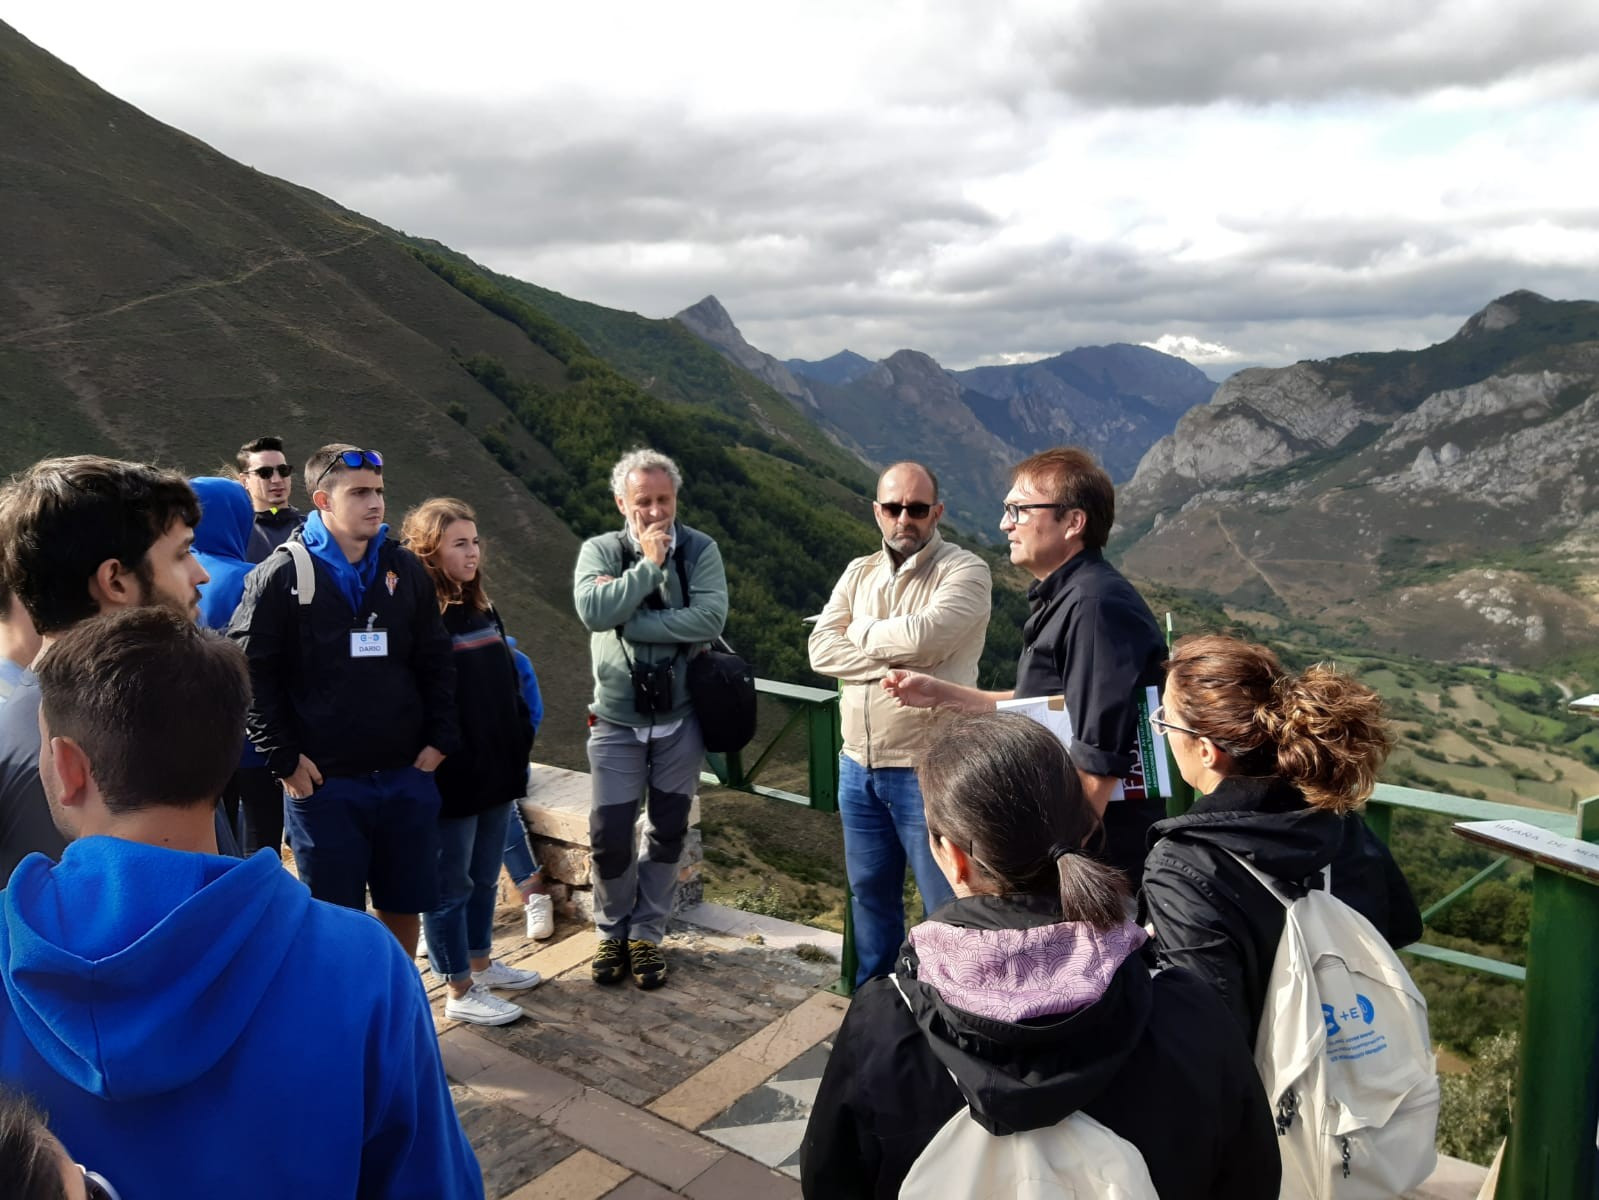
[
  {"xmin": 1214, "ymin": 512, "xmax": 1291, "ymax": 607},
  {"xmin": 0, "ymin": 229, "xmax": 379, "ymax": 345}
]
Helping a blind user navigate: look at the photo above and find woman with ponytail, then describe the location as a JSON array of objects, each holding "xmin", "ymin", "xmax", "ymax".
[
  {"xmin": 1143, "ymin": 635, "xmax": 1423, "ymax": 1042},
  {"xmin": 800, "ymin": 712, "xmax": 1277, "ymax": 1199}
]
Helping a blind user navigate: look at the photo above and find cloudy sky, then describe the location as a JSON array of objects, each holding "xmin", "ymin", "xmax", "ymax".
[{"xmin": 10, "ymin": 1, "xmax": 1599, "ymax": 371}]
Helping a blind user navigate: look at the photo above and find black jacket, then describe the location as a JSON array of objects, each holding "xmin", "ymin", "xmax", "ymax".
[
  {"xmin": 228, "ymin": 538, "xmax": 459, "ymax": 779},
  {"xmin": 1142, "ymin": 775, "xmax": 1424, "ymax": 1043},
  {"xmin": 247, "ymin": 505, "xmax": 306, "ymax": 564},
  {"xmin": 800, "ymin": 895, "xmax": 1279, "ymax": 1199},
  {"xmin": 1015, "ymin": 549, "xmax": 1167, "ymax": 886},
  {"xmin": 433, "ymin": 604, "xmax": 533, "ymax": 820}
]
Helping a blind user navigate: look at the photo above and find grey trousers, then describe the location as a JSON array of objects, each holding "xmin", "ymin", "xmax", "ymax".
[{"xmin": 586, "ymin": 715, "xmax": 703, "ymax": 944}]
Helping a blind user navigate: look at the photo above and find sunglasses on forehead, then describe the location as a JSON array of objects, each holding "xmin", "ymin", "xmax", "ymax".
[
  {"xmin": 246, "ymin": 464, "xmax": 295, "ymax": 480},
  {"xmin": 876, "ymin": 501, "xmax": 934, "ymax": 519},
  {"xmin": 312, "ymin": 448, "xmax": 383, "ymax": 490}
]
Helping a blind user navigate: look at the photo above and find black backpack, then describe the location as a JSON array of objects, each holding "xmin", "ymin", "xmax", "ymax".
[{"xmin": 616, "ymin": 530, "xmax": 757, "ymax": 753}]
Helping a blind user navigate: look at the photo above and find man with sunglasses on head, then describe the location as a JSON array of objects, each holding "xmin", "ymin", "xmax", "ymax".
[
  {"xmin": 885, "ymin": 447, "xmax": 1165, "ymax": 889},
  {"xmin": 229, "ymin": 444, "xmax": 458, "ymax": 954},
  {"xmin": 808, "ymin": 462, "xmax": 991, "ymax": 985},
  {"xmin": 235, "ymin": 435, "xmax": 305, "ymax": 563}
]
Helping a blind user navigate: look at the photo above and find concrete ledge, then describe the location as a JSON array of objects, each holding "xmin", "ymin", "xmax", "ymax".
[{"xmin": 675, "ymin": 901, "xmax": 843, "ymax": 957}]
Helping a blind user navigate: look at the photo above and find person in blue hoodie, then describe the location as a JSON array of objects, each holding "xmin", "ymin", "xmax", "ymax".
[
  {"xmin": 0, "ymin": 607, "xmax": 483, "ymax": 1200},
  {"xmin": 191, "ymin": 477, "xmax": 283, "ymax": 857}
]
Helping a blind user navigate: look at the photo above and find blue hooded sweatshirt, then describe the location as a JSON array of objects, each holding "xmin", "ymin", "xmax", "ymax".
[
  {"xmin": 301, "ymin": 508, "xmax": 388, "ymax": 614},
  {"xmin": 0, "ymin": 839, "xmax": 484, "ymax": 1200},
  {"xmin": 190, "ymin": 476, "xmax": 257, "ymax": 632},
  {"xmin": 191, "ymin": 477, "xmax": 265, "ymax": 774}
]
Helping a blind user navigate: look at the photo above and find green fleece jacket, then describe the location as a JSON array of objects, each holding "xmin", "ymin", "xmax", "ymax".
[{"xmin": 573, "ymin": 522, "xmax": 730, "ymax": 727}]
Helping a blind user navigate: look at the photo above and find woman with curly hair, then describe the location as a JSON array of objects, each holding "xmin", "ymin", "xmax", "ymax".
[{"xmin": 1142, "ymin": 635, "xmax": 1423, "ymax": 1041}]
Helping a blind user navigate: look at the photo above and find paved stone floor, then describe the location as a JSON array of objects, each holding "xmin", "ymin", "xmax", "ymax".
[
  {"xmin": 424, "ymin": 902, "xmax": 844, "ymax": 1199},
  {"xmin": 428, "ymin": 900, "xmax": 1487, "ymax": 1199}
]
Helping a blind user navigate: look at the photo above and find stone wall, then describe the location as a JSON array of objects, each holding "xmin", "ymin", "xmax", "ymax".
[{"xmin": 501, "ymin": 763, "xmax": 704, "ymax": 923}]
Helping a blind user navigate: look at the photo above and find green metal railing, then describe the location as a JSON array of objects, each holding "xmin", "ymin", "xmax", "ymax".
[{"xmin": 698, "ymin": 676, "xmax": 1599, "ymax": 1196}]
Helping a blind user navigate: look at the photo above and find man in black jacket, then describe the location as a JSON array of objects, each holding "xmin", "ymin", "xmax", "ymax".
[
  {"xmin": 235, "ymin": 435, "xmax": 305, "ymax": 564},
  {"xmin": 884, "ymin": 447, "xmax": 1166, "ymax": 886},
  {"xmin": 228, "ymin": 445, "xmax": 458, "ymax": 952}
]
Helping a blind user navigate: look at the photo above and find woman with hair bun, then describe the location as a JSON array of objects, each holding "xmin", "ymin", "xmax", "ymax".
[
  {"xmin": 1143, "ymin": 635, "xmax": 1423, "ymax": 1042},
  {"xmin": 800, "ymin": 711, "xmax": 1278, "ymax": 1200}
]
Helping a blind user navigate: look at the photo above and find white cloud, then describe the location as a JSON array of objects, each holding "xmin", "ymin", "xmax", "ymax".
[
  {"xmin": 1142, "ymin": 335, "xmax": 1241, "ymax": 364},
  {"xmin": 6, "ymin": 0, "xmax": 1599, "ymax": 368}
]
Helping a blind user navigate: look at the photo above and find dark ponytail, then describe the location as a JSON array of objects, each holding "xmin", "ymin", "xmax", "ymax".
[{"xmin": 920, "ymin": 712, "xmax": 1130, "ymax": 931}]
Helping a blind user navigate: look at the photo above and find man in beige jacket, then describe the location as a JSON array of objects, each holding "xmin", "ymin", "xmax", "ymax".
[{"xmin": 808, "ymin": 462, "xmax": 991, "ymax": 985}]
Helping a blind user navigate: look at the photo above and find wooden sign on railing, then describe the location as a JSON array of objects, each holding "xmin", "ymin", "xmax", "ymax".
[{"xmin": 1454, "ymin": 819, "xmax": 1599, "ymax": 883}]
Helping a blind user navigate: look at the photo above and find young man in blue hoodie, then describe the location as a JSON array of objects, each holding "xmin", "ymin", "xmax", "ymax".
[
  {"xmin": 0, "ymin": 607, "xmax": 483, "ymax": 1200},
  {"xmin": 228, "ymin": 445, "xmax": 458, "ymax": 953}
]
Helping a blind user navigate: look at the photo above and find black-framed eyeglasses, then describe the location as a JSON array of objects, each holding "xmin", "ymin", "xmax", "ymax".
[
  {"xmin": 247, "ymin": 464, "xmax": 295, "ymax": 480},
  {"xmin": 1002, "ymin": 502, "xmax": 1068, "ymax": 524},
  {"xmin": 1149, "ymin": 703, "xmax": 1202, "ymax": 739},
  {"xmin": 877, "ymin": 501, "xmax": 934, "ymax": 519},
  {"xmin": 78, "ymin": 1165, "xmax": 123, "ymax": 1200},
  {"xmin": 312, "ymin": 448, "xmax": 383, "ymax": 490}
]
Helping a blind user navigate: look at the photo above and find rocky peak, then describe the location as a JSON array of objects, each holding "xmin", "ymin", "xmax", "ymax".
[
  {"xmin": 1451, "ymin": 290, "xmax": 1551, "ymax": 340},
  {"xmin": 675, "ymin": 295, "xmax": 738, "ymax": 341},
  {"xmin": 674, "ymin": 295, "xmax": 813, "ymax": 406}
]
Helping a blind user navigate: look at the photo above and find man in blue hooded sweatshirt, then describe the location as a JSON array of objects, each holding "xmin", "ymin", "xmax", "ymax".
[
  {"xmin": 228, "ymin": 444, "xmax": 458, "ymax": 953},
  {"xmin": 0, "ymin": 606, "xmax": 484, "ymax": 1199},
  {"xmin": 192, "ymin": 476, "xmax": 284, "ymax": 857}
]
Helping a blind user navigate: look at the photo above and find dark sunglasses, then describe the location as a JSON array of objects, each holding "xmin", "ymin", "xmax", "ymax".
[
  {"xmin": 312, "ymin": 448, "xmax": 383, "ymax": 490},
  {"xmin": 877, "ymin": 501, "xmax": 934, "ymax": 519},
  {"xmin": 79, "ymin": 1165, "xmax": 122, "ymax": 1200},
  {"xmin": 247, "ymin": 464, "xmax": 295, "ymax": 480}
]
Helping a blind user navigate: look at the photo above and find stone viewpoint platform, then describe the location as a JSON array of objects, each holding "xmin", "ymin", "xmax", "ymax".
[{"xmin": 418, "ymin": 764, "xmax": 1487, "ymax": 1199}]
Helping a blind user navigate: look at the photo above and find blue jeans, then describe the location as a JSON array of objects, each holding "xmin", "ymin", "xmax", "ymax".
[
  {"xmin": 503, "ymin": 801, "xmax": 539, "ymax": 888},
  {"xmin": 424, "ymin": 802, "xmax": 513, "ymax": 983},
  {"xmin": 838, "ymin": 756, "xmax": 955, "ymax": 986}
]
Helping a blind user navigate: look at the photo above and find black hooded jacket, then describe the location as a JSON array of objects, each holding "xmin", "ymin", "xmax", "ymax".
[
  {"xmin": 1142, "ymin": 775, "xmax": 1424, "ymax": 1044},
  {"xmin": 799, "ymin": 895, "xmax": 1279, "ymax": 1199}
]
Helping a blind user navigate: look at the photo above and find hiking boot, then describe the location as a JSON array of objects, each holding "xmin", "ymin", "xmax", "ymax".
[
  {"xmin": 525, "ymin": 894, "xmax": 555, "ymax": 940},
  {"xmin": 628, "ymin": 939, "xmax": 668, "ymax": 990},
  {"xmin": 592, "ymin": 937, "xmax": 629, "ymax": 985},
  {"xmin": 445, "ymin": 983, "xmax": 524, "ymax": 1026},
  {"xmin": 472, "ymin": 960, "xmax": 543, "ymax": 992}
]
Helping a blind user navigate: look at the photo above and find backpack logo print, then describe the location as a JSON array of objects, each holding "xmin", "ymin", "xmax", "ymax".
[{"xmin": 385, "ymin": 571, "xmax": 398, "ymax": 596}]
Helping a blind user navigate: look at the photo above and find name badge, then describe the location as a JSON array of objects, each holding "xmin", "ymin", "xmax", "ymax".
[{"xmin": 350, "ymin": 629, "xmax": 389, "ymax": 658}]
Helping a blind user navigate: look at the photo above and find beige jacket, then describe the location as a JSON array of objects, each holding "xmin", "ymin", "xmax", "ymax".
[{"xmin": 807, "ymin": 530, "xmax": 991, "ymax": 768}]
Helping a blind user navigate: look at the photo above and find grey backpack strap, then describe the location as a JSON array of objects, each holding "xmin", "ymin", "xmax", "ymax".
[{"xmin": 284, "ymin": 541, "xmax": 315, "ymax": 607}]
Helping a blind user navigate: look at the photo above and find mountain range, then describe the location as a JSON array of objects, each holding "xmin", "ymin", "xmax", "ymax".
[
  {"xmin": 674, "ymin": 295, "xmax": 1216, "ymax": 534},
  {"xmin": 1115, "ymin": 290, "xmax": 1599, "ymax": 666}
]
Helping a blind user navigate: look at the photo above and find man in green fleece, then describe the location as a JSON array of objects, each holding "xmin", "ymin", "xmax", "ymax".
[{"xmin": 573, "ymin": 449, "xmax": 728, "ymax": 989}]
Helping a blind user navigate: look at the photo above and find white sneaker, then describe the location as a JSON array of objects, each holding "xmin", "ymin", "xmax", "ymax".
[
  {"xmin": 414, "ymin": 927, "xmax": 428, "ymax": 960},
  {"xmin": 473, "ymin": 960, "xmax": 543, "ymax": 991},
  {"xmin": 445, "ymin": 983, "xmax": 524, "ymax": 1026},
  {"xmin": 525, "ymin": 894, "xmax": 555, "ymax": 940}
]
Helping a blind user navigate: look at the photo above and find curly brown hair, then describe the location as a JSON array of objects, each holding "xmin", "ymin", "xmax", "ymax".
[
  {"xmin": 399, "ymin": 497, "xmax": 489, "ymax": 613},
  {"xmin": 1164, "ymin": 634, "xmax": 1390, "ymax": 813}
]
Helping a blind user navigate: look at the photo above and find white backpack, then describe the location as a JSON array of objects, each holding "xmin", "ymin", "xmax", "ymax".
[
  {"xmin": 891, "ymin": 978, "xmax": 1159, "ymax": 1200},
  {"xmin": 1227, "ymin": 850, "xmax": 1440, "ymax": 1199}
]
